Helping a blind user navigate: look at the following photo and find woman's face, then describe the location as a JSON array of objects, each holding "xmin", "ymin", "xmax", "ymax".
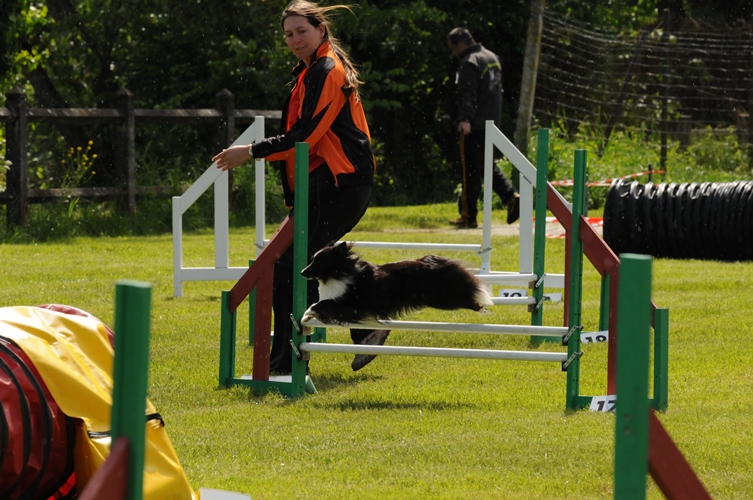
[{"xmin": 283, "ymin": 15, "xmax": 326, "ymax": 65}]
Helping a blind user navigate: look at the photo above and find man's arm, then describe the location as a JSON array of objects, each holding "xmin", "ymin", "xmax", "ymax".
[{"xmin": 457, "ymin": 59, "xmax": 480, "ymax": 128}]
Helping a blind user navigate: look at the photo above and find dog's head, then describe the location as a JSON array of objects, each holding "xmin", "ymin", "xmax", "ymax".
[{"xmin": 301, "ymin": 241, "xmax": 356, "ymax": 282}]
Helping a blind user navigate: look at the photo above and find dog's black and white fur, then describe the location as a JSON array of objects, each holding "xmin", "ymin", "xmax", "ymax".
[{"xmin": 301, "ymin": 241, "xmax": 493, "ymax": 324}]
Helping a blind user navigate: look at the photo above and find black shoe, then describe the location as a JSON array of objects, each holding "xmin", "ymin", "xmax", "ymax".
[
  {"xmin": 351, "ymin": 330, "xmax": 390, "ymax": 371},
  {"xmin": 506, "ymin": 193, "xmax": 520, "ymax": 224},
  {"xmin": 449, "ymin": 216, "xmax": 478, "ymax": 229}
]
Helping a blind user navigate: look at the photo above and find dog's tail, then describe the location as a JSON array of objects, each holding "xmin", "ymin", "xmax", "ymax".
[{"xmin": 474, "ymin": 283, "xmax": 494, "ymax": 313}]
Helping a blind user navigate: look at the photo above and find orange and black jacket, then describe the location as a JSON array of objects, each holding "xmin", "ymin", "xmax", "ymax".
[{"xmin": 251, "ymin": 41, "xmax": 376, "ymax": 207}]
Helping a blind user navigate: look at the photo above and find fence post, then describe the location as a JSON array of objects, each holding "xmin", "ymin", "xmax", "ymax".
[
  {"xmin": 660, "ymin": 9, "xmax": 671, "ymax": 176},
  {"xmin": 116, "ymin": 89, "xmax": 136, "ymax": 218},
  {"xmin": 5, "ymin": 88, "xmax": 29, "ymax": 229},
  {"xmin": 748, "ymin": 13, "xmax": 753, "ymax": 171},
  {"xmin": 216, "ymin": 89, "xmax": 236, "ymax": 203}
]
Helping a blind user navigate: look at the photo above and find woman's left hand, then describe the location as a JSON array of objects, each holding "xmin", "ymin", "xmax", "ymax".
[{"xmin": 212, "ymin": 145, "xmax": 253, "ymax": 171}]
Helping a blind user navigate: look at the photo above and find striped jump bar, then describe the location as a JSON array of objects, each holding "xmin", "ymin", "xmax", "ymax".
[
  {"xmin": 299, "ymin": 342, "xmax": 568, "ymax": 363},
  {"xmin": 302, "ymin": 318, "xmax": 568, "ymax": 338}
]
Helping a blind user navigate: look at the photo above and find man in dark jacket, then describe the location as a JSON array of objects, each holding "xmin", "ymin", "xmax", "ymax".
[{"xmin": 447, "ymin": 27, "xmax": 519, "ymax": 228}]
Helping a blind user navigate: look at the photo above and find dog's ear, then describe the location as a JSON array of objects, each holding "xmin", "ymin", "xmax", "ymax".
[{"xmin": 334, "ymin": 241, "xmax": 349, "ymax": 253}]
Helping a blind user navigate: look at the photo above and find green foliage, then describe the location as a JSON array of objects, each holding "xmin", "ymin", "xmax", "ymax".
[
  {"xmin": 57, "ymin": 140, "xmax": 98, "ymax": 188},
  {"xmin": 2, "ymin": 1, "xmax": 753, "ymax": 238},
  {"xmin": 230, "ymin": 161, "xmax": 287, "ymax": 226},
  {"xmin": 531, "ymin": 120, "xmax": 753, "ymax": 211},
  {"xmin": 674, "ymin": 127, "xmax": 752, "ymax": 182}
]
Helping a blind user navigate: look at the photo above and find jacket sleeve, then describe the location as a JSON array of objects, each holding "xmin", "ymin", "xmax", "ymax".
[
  {"xmin": 456, "ymin": 58, "xmax": 479, "ymax": 125},
  {"xmin": 253, "ymin": 57, "xmax": 346, "ymax": 161}
]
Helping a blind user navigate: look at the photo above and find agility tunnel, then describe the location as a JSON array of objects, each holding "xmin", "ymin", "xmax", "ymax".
[
  {"xmin": 603, "ymin": 179, "xmax": 753, "ymax": 261},
  {"xmin": 0, "ymin": 287, "xmax": 196, "ymax": 500}
]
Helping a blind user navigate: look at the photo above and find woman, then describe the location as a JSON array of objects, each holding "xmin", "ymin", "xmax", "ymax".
[{"xmin": 213, "ymin": 0, "xmax": 388, "ymax": 374}]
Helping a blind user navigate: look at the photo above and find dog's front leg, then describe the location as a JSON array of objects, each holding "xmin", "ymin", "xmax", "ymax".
[
  {"xmin": 302, "ymin": 300, "xmax": 342, "ymax": 324},
  {"xmin": 302, "ymin": 300, "xmax": 361, "ymax": 325}
]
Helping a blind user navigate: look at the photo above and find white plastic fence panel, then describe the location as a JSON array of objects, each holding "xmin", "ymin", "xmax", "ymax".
[
  {"xmin": 172, "ymin": 117, "xmax": 266, "ymax": 297},
  {"xmin": 484, "ymin": 121, "xmax": 567, "ymax": 289}
]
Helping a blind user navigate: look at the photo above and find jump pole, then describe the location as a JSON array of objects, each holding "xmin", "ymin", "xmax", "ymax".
[
  {"xmin": 564, "ymin": 150, "xmax": 587, "ymax": 410},
  {"xmin": 531, "ymin": 128, "xmax": 557, "ymax": 342},
  {"xmin": 111, "ymin": 280, "xmax": 153, "ymax": 500},
  {"xmin": 613, "ymin": 254, "xmax": 709, "ymax": 499},
  {"xmin": 289, "ymin": 142, "xmax": 311, "ymax": 397}
]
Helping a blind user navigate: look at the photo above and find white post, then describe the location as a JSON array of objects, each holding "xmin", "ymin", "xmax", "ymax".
[
  {"xmin": 481, "ymin": 122, "xmax": 494, "ymax": 274},
  {"xmin": 254, "ymin": 117, "xmax": 266, "ymax": 256},
  {"xmin": 172, "ymin": 197, "xmax": 184, "ymax": 296},
  {"xmin": 487, "ymin": 123, "xmax": 569, "ymax": 289},
  {"xmin": 214, "ymin": 170, "xmax": 230, "ymax": 269},
  {"xmin": 172, "ymin": 118, "xmax": 267, "ymax": 297}
]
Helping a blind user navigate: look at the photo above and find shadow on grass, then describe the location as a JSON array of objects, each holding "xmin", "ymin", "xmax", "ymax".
[{"xmin": 320, "ymin": 399, "xmax": 478, "ymax": 411}]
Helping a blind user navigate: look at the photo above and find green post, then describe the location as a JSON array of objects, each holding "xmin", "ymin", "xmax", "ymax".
[
  {"xmin": 652, "ymin": 308, "xmax": 669, "ymax": 411},
  {"xmin": 248, "ymin": 259, "xmax": 256, "ymax": 345},
  {"xmin": 598, "ymin": 275, "xmax": 610, "ymax": 332},
  {"xmin": 614, "ymin": 254, "xmax": 652, "ymax": 500},
  {"xmin": 219, "ymin": 290, "xmax": 236, "ymax": 387},
  {"xmin": 532, "ymin": 129, "xmax": 557, "ymax": 342},
  {"xmin": 565, "ymin": 150, "xmax": 586, "ymax": 410},
  {"xmin": 111, "ymin": 280, "xmax": 152, "ymax": 500},
  {"xmin": 290, "ymin": 142, "xmax": 310, "ymax": 397}
]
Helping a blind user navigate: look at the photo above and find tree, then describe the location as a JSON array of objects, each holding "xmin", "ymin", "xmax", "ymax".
[{"xmin": 2, "ymin": 0, "xmax": 750, "ymax": 210}]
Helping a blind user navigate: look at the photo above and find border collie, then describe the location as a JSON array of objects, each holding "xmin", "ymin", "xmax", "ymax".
[{"xmin": 301, "ymin": 241, "xmax": 493, "ymax": 324}]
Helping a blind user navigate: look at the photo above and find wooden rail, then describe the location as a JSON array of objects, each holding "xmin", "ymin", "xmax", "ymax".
[{"xmin": 1, "ymin": 87, "xmax": 280, "ymax": 228}]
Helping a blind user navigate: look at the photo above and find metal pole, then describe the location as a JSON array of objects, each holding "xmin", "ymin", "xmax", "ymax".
[
  {"xmin": 532, "ymin": 129, "xmax": 555, "ymax": 341},
  {"xmin": 565, "ymin": 150, "xmax": 586, "ymax": 409},
  {"xmin": 660, "ymin": 9, "xmax": 671, "ymax": 175},
  {"xmin": 300, "ymin": 343, "xmax": 568, "ymax": 363},
  {"xmin": 218, "ymin": 290, "xmax": 236, "ymax": 387},
  {"xmin": 290, "ymin": 143, "xmax": 310, "ymax": 396},
  {"xmin": 301, "ymin": 317, "xmax": 567, "ymax": 337},
  {"xmin": 613, "ymin": 254, "xmax": 652, "ymax": 500},
  {"xmin": 111, "ymin": 280, "xmax": 153, "ymax": 500}
]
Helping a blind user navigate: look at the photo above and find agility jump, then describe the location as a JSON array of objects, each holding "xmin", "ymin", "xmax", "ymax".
[{"xmin": 215, "ymin": 131, "xmax": 668, "ymax": 411}]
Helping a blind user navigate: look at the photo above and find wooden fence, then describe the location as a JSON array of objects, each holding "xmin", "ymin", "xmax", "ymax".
[{"xmin": 0, "ymin": 87, "xmax": 280, "ymax": 228}]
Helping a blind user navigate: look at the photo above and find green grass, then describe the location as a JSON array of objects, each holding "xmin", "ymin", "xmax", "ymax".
[{"xmin": 1, "ymin": 203, "xmax": 752, "ymax": 499}]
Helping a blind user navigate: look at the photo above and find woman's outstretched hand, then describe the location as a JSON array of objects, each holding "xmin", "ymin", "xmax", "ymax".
[{"xmin": 212, "ymin": 145, "xmax": 252, "ymax": 171}]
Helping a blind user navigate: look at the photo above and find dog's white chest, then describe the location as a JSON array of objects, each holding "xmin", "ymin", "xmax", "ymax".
[{"xmin": 318, "ymin": 277, "xmax": 351, "ymax": 300}]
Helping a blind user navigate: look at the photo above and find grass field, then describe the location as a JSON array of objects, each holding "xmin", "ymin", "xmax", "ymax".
[{"xmin": 1, "ymin": 203, "xmax": 752, "ymax": 499}]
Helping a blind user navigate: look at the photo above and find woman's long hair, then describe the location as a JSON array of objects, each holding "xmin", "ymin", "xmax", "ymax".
[{"xmin": 281, "ymin": 0, "xmax": 363, "ymax": 97}]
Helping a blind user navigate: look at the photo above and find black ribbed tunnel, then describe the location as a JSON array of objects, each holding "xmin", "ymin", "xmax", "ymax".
[{"xmin": 603, "ymin": 179, "xmax": 753, "ymax": 261}]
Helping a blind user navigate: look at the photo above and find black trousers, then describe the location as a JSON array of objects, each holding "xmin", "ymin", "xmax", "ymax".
[
  {"xmin": 458, "ymin": 131, "xmax": 516, "ymax": 221},
  {"xmin": 269, "ymin": 166, "xmax": 374, "ymax": 374}
]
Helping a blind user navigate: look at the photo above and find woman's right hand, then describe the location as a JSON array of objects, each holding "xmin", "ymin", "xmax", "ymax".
[{"xmin": 212, "ymin": 145, "xmax": 253, "ymax": 171}]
